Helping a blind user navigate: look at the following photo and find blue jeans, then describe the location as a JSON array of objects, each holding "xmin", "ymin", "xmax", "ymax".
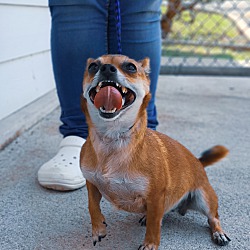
[{"xmin": 50, "ymin": 0, "xmax": 162, "ymax": 139}]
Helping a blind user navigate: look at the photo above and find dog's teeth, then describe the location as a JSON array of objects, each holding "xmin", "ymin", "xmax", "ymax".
[
  {"xmin": 98, "ymin": 82, "xmax": 102, "ymax": 87},
  {"xmin": 99, "ymin": 107, "xmax": 116, "ymax": 113},
  {"xmin": 100, "ymin": 107, "xmax": 105, "ymax": 112},
  {"xmin": 122, "ymin": 97, "xmax": 125, "ymax": 106},
  {"xmin": 122, "ymin": 87, "xmax": 127, "ymax": 94},
  {"xmin": 116, "ymin": 83, "xmax": 122, "ymax": 88},
  {"xmin": 96, "ymin": 86, "xmax": 100, "ymax": 92}
]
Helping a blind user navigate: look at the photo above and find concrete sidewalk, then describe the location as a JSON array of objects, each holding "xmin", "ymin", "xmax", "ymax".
[{"xmin": 1, "ymin": 75, "xmax": 249, "ymax": 250}]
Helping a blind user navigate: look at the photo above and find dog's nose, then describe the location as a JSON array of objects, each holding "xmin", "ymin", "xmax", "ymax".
[{"xmin": 100, "ymin": 64, "xmax": 117, "ymax": 76}]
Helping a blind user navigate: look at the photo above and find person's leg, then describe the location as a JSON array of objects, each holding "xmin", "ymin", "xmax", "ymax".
[
  {"xmin": 108, "ymin": 0, "xmax": 162, "ymax": 130},
  {"xmin": 38, "ymin": 3, "xmax": 107, "ymax": 191},
  {"xmin": 51, "ymin": 4, "xmax": 107, "ymax": 138}
]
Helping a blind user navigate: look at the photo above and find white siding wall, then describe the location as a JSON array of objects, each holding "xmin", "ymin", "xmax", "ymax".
[{"xmin": 0, "ymin": 0, "xmax": 55, "ymax": 121}]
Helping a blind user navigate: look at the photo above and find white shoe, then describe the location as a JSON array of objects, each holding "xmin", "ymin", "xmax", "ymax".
[{"xmin": 38, "ymin": 136, "xmax": 86, "ymax": 191}]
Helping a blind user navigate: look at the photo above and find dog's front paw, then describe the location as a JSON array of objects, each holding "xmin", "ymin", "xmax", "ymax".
[
  {"xmin": 138, "ymin": 243, "xmax": 158, "ymax": 250},
  {"xmin": 92, "ymin": 221, "xmax": 107, "ymax": 246},
  {"xmin": 212, "ymin": 231, "xmax": 231, "ymax": 246}
]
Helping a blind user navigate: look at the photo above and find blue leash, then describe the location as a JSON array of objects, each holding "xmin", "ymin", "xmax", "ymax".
[{"xmin": 114, "ymin": 0, "xmax": 122, "ymax": 54}]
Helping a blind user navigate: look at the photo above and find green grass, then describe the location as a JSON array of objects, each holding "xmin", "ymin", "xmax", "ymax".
[
  {"xmin": 161, "ymin": 9, "xmax": 250, "ymax": 61},
  {"xmin": 162, "ymin": 45, "xmax": 234, "ymax": 60},
  {"xmin": 170, "ymin": 11, "xmax": 238, "ymax": 41},
  {"xmin": 162, "ymin": 44, "xmax": 250, "ymax": 61}
]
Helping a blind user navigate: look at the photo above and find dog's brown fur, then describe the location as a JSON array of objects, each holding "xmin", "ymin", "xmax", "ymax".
[{"xmin": 80, "ymin": 55, "xmax": 230, "ymax": 249}]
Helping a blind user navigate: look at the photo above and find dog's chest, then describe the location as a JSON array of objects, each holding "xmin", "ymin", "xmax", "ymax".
[{"xmin": 82, "ymin": 166, "xmax": 149, "ymax": 213}]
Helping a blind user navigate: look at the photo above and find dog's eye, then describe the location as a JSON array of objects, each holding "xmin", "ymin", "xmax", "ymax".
[
  {"xmin": 123, "ymin": 62, "xmax": 137, "ymax": 73},
  {"xmin": 88, "ymin": 62, "xmax": 99, "ymax": 74}
]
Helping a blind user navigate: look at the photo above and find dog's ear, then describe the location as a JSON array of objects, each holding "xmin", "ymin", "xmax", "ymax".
[{"xmin": 139, "ymin": 57, "xmax": 150, "ymax": 76}]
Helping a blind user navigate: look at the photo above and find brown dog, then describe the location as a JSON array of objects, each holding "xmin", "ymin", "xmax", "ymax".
[{"xmin": 80, "ymin": 55, "xmax": 230, "ymax": 249}]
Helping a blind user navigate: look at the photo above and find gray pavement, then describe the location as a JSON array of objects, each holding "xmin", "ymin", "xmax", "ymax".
[{"xmin": 1, "ymin": 75, "xmax": 250, "ymax": 250}]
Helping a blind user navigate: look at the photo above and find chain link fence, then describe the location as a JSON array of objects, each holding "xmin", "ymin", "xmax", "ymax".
[{"xmin": 160, "ymin": 0, "xmax": 250, "ymax": 76}]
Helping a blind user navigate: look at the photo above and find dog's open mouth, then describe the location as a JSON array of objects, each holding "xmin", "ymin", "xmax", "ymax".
[{"xmin": 89, "ymin": 80, "xmax": 136, "ymax": 119}]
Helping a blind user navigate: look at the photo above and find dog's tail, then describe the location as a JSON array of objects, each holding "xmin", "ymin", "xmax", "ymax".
[{"xmin": 199, "ymin": 145, "xmax": 229, "ymax": 168}]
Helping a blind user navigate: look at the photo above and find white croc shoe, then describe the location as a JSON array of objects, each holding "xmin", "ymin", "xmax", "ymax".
[{"xmin": 38, "ymin": 136, "xmax": 86, "ymax": 191}]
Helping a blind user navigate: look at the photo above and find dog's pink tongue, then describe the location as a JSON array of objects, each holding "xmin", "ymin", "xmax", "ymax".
[{"xmin": 94, "ymin": 86, "xmax": 122, "ymax": 111}]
